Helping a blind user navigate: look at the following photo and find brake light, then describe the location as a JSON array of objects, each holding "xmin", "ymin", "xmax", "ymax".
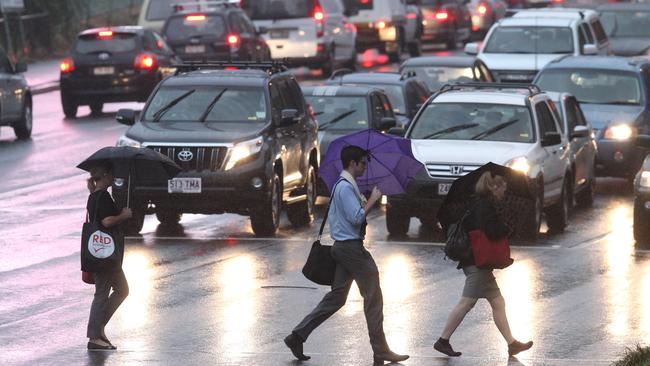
[
  {"xmin": 477, "ymin": 4, "xmax": 487, "ymax": 15},
  {"xmin": 376, "ymin": 20, "xmax": 388, "ymax": 29},
  {"xmin": 98, "ymin": 30, "xmax": 113, "ymax": 38},
  {"xmin": 314, "ymin": 10, "xmax": 324, "ymax": 21},
  {"xmin": 186, "ymin": 14, "xmax": 206, "ymax": 22},
  {"xmin": 435, "ymin": 11, "xmax": 449, "ymax": 20},
  {"xmin": 406, "ymin": 12, "xmax": 417, "ymax": 20},
  {"xmin": 60, "ymin": 58, "xmax": 74, "ymax": 73},
  {"xmin": 227, "ymin": 34, "xmax": 240, "ymax": 46},
  {"xmin": 134, "ymin": 53, "xmax": 156, "ymax": 70},
  {"xmin": 314, "ymin": 0, "xmax": 325, "ymax": 37}
]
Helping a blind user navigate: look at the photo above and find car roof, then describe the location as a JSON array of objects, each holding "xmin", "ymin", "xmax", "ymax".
[
  {"xmin": 163, "ymin": 69, "xmax": 275, "ymax": 87},
  {"xmin": 513, "ymin": 8, "xmax": 598, "ymax": 20},
  {"xmin": 498, "ymin": 17, "xmax": 575, "ymax": 27},
  {"xmin": 598, "ymin": 3, "xmax": 650, "ymax": 11},
  {"xmin": 433, "ymin": 91, "xmax": 529, "ymax": 106},
  {"xmin": 302, "ymin": 85, "xmax": 381, "ymax": 97},
  {"xmin": 328, "ymin": 72, "xmax": 404, "ymax": 86},
  {"xmin": 79, "ymin": 26, "xmax": 147, "ymax": 36},
  {"xmin": 401, "ymin": 56, "xmax": 477, "ymax": 68},
  {"xmin": 543, "ymin": 55, "xmax": 648, "ymax": 72}
]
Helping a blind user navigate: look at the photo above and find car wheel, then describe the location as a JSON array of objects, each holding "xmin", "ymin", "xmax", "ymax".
[
  {"xmin": 250, "ymin": 172, "xmax": 281, "ymax": 236},
  {"xmin": 13, "ymin": 98, "xmax": 32, "ymax": 139},
  {"xmin": 61, "ymin": 92, "xmax": 78, "ymax": 119},
  {"xmin": 156, "ymin": 210, "xmax": 182, "ymax": 225},
  {"xmin": 634, "ymin": 197, "xmax": 650, "ymax": 243},
  {"xmin": 446, "ymin": 25, "xmax": 458, "ymax": 50},
  {"xmin": 575, "ymin": 178, "xmax": 595, "ymax": 207},
  {"xmin": 90, "ymin": 102, "xmax": 103, "ymax": 116},
  {"xmin": 287, "ymin": 165, "xmax": 316, "ymax": 227},
  {"xmin": 321, "ymin": 47, "xmax": 335, "ymax": 78},
  {"xmin": 408, "ymin": 38, "xmax": 422, "ymax": 57},
  {"xmin": 546, "ymin": 178, "xmax": 570, "ymax": 233},
  {"xmin": 521, "ymin": 188, "xmax": 542, "ymax": 241},
  {"xmin": 386, "ymin": 202, "xmax": 410, "ymax": 237}
]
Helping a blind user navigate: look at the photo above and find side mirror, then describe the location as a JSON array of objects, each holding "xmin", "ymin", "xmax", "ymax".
[
  {"xmin": 637, "ymin": 134, "xmax": 650, "ymax": 148},
  {"xmin": 542, "ymin": 131, "xmax": 562, "ymax": 146},
  {"xmin": 570, "ymin": 125, "xmax": 590, "ymax": 139},
  {"xmin": 14, "ymin": 62, "xmax": 27, "ymax": 73},
  {"xmin": 379, "ymin": 117, "xmax": 397, "ymax": 131},
  {"xmin": 116, "ymin": 108, "xmax": 136, "ymax": 125},
  {"xmin": 256, "ymin": 26, "xmax": 268, "ymax": 35},
  {"xmin": 280, "ymin": 108, "xmax": 300, "ymax": 126},
  {"xmin": 464, "ymin": 42, "xmax": 479, "ymax": 55},
  {"xmin": 388, "ymin": 127, "xmax": 405, "ymax": 137},
  {"xmin": 583, "ymin": 44, "xmax": 598, "ymax": 55}
]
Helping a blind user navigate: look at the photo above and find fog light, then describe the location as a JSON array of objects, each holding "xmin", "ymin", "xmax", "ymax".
[
  {"xmin": 381, "ymin": 195, "xmax": 387, "ymax": 205},
  {"xmin": 645, "ymin": 201, "xmax": 650, "ymax": 210},
  {"xmin": 614, "ymin": 151, "xmax": 624, "ymax": 162},
  {"xmin": 114, "ymin": 178, "xmax": 125, "ymax": 187},
  {"xmin": 251, "ymin": 177, "xmax": 263, "ymax": 189}
]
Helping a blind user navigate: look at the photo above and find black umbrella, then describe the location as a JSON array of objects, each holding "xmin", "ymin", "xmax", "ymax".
[
  {"xmin": 436, "ymin": 162, "xmax": 534, "ymax": 235},
  {"xmin": 77, "ymin": 146, "xmax": 182, "ymax": 206}
]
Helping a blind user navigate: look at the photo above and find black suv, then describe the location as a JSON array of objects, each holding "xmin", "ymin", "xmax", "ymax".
[
  {"xmin": 60, "ymin": 26, "xmax": 179, "ymax": 118},
  {"xmin": 162, "ymin": 2, "xmax": 271, "ymax": 62},
  {"xmin": 114, "ymin": 61, "xmax": 319, "ymax": 236},
  {"xmin": 0, "ymin": 46, "xmax": 31, "ymax": 140}
]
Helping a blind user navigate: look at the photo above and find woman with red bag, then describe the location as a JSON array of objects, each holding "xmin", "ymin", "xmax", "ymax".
[{"xmin": 433, "ymin": 171, "xmax": 533, "ymax": 358}]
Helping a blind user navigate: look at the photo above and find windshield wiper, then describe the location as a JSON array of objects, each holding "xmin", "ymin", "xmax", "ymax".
[
  {"xmin": 199, "ymin": 88, "xmax": 228, "ymax": 122},
  {"xmin": 152, "ymin": 89, "xmax": 195, "ymax": 122},
  {"xmin": 318, "ymin": 109, "xmax": 356, "ymax": 131},
  {"xmin": 605, "ymin": 100, "xmax": 639, "ymax": 105},
  {"xmin": 470, "ymin": 119, "xmax": 519, "ymax": 140},
  {"xmin": 420, "ymin": 123, "xmax": 480, "ymax": 139}
]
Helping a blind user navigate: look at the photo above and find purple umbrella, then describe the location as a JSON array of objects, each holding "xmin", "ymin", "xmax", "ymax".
[{"xmin": 319, "ymin": 129, "xmax": 425, "ymax": 195}]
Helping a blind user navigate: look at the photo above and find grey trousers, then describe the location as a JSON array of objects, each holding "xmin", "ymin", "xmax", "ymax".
[
  {"xmin": 87, "ymin": 269, "xmax": 129, "ymax": 339},
  {"xmin": 293, "ymin": 240, "xmax": 388, "ymax": 354}
]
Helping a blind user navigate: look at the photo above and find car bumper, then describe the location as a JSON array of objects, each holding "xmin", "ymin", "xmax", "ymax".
[
  {"xmin": 354, "ymin": 24, "xmax": 399, "ymax": 51},
  {"xmin": 421, "ymin": 23, "xmax": 454, "ymax": 42},
  {"xmin": 388, "ymin": 170, "xmax": 447, "ymax": 219},
  {"xmin": 595, "ymin": 138, "xmax": 644, "ymax": 178},
  {"xmin": 60, "ymin": 71, "xmax": 158, "ymax": 103}
]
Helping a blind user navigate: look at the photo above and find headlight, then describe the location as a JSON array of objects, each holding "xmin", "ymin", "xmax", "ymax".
[
  {"xmin": 641, "ymin": 171, "xmax": 650, "ymax": 188},
  {"xmin": 116, "ymin": 135, "xmax": 141, "ymax": 147},
  {"xmin": 505, "ymin": 157, "xmax": 531, "ymax": 175},
  {"xmin": 224, "ymin": 137, "xmax": 263, "ymax": 170},
  {"xmin": 604, "ymin": 124, "xmax": 636, "ymax": 140}
]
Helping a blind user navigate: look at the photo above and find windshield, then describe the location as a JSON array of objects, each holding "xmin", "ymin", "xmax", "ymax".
[
  {"xmin": 75, "ymin": 33, "xmax": 137, "ymax": 54},
  {"xmin": 146, "ymin": 0, "xmax": 198, "ymax": 21},
  {"xmin": 409, "ymin": 103, "xmax": 535, "ymax": 143},
  {"xmin": 242, "ymin": 0, "xmax": 315, "ymax": 20},
  {"xmin": 536, "ymin": 69, "xmax": 642, "ymax": 105},
  {"xmin": 484, "ymin": 26, "xmax": 574, "ymax": 54},
  {"xmin": 402, "ymin": 66, "xmax": 474, "ymax": 91},
  {"xmin": 351, "ymin": 83, "xmax": 405, "ymax": 114},
  {"xmin": 143, "ymin": 86, "xmax": 268, "ymax": 123},
  {"xmin": 600, "ymin": 11, "xmax": 650, "ymax": 38},
  {"xmin": 164, "ymin": 14, "xmax": 226, "ymax": 41},
  {"xmin": 305, "ymin": 96, "xmax": 369, "ymax": 131}
]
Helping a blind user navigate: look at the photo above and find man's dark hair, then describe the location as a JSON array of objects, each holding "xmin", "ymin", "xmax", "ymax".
[{"xmin": 341, "ymin": 145, "xmax": 368, "ymax": 169}]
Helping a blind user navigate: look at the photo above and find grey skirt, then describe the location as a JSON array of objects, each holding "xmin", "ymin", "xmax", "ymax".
[{"xmin": 462, "ymin": 265, "xmax": 501, "ymax": 299}]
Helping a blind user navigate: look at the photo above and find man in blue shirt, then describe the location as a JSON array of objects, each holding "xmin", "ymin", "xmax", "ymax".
[{"xmin": 284, "ymin": 146, "xmax": 409, "ymax": 365}]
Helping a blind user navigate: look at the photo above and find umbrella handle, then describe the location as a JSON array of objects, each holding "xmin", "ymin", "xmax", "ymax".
[{"xmin": 126, "ymin": 172, "xmax": 131, "ymax": 209}]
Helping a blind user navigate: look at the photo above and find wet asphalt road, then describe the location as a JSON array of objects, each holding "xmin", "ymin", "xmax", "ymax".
[{"xmin": 2, "ymin": 52, "xmax": 650, "ymax": 366}]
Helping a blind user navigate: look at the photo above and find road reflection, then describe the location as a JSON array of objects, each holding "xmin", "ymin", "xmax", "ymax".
[
  {"xmin": 499, "ymin": 259, "xmax": 538, "ymax": 348},
  {"xmin": 381, "ymin": 254, "xmax": 416, "ymax": 351},
  {"xmin": 118, "ymin": 251, "xmax": 154, "ymax": 349}
]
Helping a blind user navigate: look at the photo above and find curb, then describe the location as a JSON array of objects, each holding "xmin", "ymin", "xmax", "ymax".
[{"xmin": 31, "ymin": 81, "xmax": 59, "ymax": 95}]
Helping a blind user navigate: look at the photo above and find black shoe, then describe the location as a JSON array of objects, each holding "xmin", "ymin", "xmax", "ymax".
[
  {"xmin": 99, "ymin": 336, "xmax": 117, "ymax": 349},
  {"xmin": 87, "ymin": 341, "xmax": 115, "ymax": 350},
  {"xmin": 508, "ymin": 340, "xmax": 533, "ymax": 356},
  {"xmin": 373, "ymin": 350, "xmax": 409, "ymax": 364},
  {"xmin": 434, "ymin": 338, "xmax": 461, "ymax": 357},
  {"xmin": 284, "ymin": 333, "xmax": 310, "ymax": 361}
]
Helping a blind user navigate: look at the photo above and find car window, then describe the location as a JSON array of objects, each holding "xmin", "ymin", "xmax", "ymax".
[
  {"xmin": 600, "ymin": 10, "xmax": 650, "ymax": 38},
  {"xmin": 146, "ymin": 0, "xmax": 199, "ymax": 21},
  {"xmin": 580, "ymin": 23, "xmax": 594, "ymax": 44},
  {"xmin": 143, "ymin": 86, "xmax": 268, "ymax": 123},
  {"xmin": 284, "ymin": 79, "xmax": 306, "ymax": 114},
  {"xmin": 536, "ymin": 69, "xmax": 642, "ymax": 105},
  {"xmin": 229, "ymin": 13, "xmax": 246, "ymax": 34},
  {"xmin": 322, "ymin": 0, "xmax": 342, "ymax": 13},
  {"xmin": 242, "ymin": 0, "xmax": 316, "ymax": 20},
  {"xmin": 153, "ymin": 32, "xmax": 173, "ymax": 53},
  {"xmin": 355, "ymin": 83, "xmax": 406, "ymax": 115},
  {"xmin": 409, "ymin": 103, "xmax": 535, "ymax": 143},
  {"xmin": 590, "ymin": 20, "xmax": 608, "ymax": 44},
  {"xmin": 165, "ymin": 14, "xmax": 227, "ymax": 41},
  {"xmin": 305, "ymin": 95, "xmax": 369, "ymax": 131},
  {"xmin": 75, "ymin": 33, "xmax": 138, "ymax": 54},
  {"xmin": 564, "ymin": 98, "xmax": 580, "ymax": 133},
  {"xmin": 484, "ymin": 26, "xmax": 574, "ymax": 54},
  {"xmin": 536, "ymin": 101, "xmax": 559, "ymax": 137},
  {"xmin": 402, "ymin": 66, "xmax": 474, "ymax": 91},
  {"xmin": 572, "ymin": 98, "xmax": 588, "ymax": 127},
  {"xmin": 270, "ymin": 82, "xmax": 285, "ymax": 121},
  {"xmin": 548, "ymin": 100, "xmax": 563, "ymax": 134}
]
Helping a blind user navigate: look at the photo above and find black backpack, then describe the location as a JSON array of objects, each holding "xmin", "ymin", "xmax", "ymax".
[{"xmin": 443, "ymin": 209, "xmax": 473, "ymax": 262}]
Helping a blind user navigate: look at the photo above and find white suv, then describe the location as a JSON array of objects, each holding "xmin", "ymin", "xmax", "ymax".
[
  {"xmin": 386, "ymin": 83, "xmax": 572, "ymax": 240},
  {"xmin": 465, "ymin": 15, "xmax": 603, "ymax": 83}
]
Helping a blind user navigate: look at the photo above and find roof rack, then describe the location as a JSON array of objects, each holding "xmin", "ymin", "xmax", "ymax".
[
  {"xmin": 437, "ymin": 82, "xmax": 541, "ymax": 96},
  {"xmin": 400, "ymin": 70, "xmax": 417, "ymax": 80},
  {"xmin": 174, "ymin": 61, "xmax": 288, "ymax": 75},
  {"xmin": 171, "ymin": 0, "xmax": 240, "ymax": 13},
  {"xmin": 329, "ymin": 68, "xmax": 355, "ymax": 80}
]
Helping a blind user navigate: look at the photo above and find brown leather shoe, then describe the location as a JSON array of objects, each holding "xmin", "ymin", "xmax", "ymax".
[
  {"xmin": 373, "ymin": 350, "xmax": 409, "ymax": 364},
  {"xmin": 434, "ymin": 338, "xmax": 461, "ymax": 357},
  {"xmin": 508, "ymin": 340, "xmax": 533, "ymax": 356},
  {"xmin": 284, "ymin": 333, "xmax": 310, "ymax": 361}
]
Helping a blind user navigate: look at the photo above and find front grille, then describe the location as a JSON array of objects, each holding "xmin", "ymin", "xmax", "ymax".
[
  {"xmin": 147, "ymin": 145, "xmax": 228, "ymax": 172},
  {"xmin": 426, "ymin": 163, "xmax": 482, "ymax": 179}
]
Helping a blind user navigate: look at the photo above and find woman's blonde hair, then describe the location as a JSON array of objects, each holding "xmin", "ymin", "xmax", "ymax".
[
  {"xmin": 475, "ymin": 171, "xmax": 506, "ymax": 197},
  {"xmin": 86, "ymin": 164, "xmax": 111, "ymax": 193}
]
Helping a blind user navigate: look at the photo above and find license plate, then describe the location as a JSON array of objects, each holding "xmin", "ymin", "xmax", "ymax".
[
  {"xmin": 93, "ymin": 66, "xmax": 114, "ymax": 75},
  {"xmin": 185, "ymin": 45, "xmax": 205, "ymax": 54},
  {"xmin": 270, "ymin": 29, "xmax": 289, "ymax": 39},
  {"xmin": 168, "ymin": 178, "xmax": 201, "ymax": 194},
  {"xmin": 438, "ymin": 183, "xmax": 451, "ymax": 196}
]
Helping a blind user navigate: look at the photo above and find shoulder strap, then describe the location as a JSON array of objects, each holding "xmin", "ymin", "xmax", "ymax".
[
  {"xmin": 88, "ymin": 191, "xmax": 104, "ymax": 224},
  {"xmin": 317, "ymin": 178, "xmax": 345, "ymax": 240}
]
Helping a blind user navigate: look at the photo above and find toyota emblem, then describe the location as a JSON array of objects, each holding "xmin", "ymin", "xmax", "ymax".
[
  {"xmin": 178, "ymin": 150, "xmax": 193, "ymax": 162},
  {"xmin": 98, "ymin": 52, "xmax": 110, "ymax": 60},
  {"xmin": 450, "ymin": 165, "xmax": 464, "ymax": 175}
]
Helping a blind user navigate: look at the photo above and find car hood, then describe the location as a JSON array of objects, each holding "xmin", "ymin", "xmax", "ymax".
[
  {"xmin": 318, "ymin": 129, "xmax": 364, "ymax": 159},
  {"xmin": 126, "ymin": 121, "xmax": 267, "ymax": 144},
  {"xmin": 479, "ymin": 53, "xmax": 565, "ymax": 71},
  {"xmin": 579, "ymin": 104, "xmax": 644, "ymax": 130},
  {"xmin": 609, "ymin": 38, "xmax": 650, "ymax": 56},
  {"xmin": 410, "ymin": 139, "xmax": 533, "ymax": 165}
]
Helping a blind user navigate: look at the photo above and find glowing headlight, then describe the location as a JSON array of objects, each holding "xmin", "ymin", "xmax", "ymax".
[
  {"xmin": 505, "ymin": 157, "xmax": 531, "ymax": 175},
  {"xmin": 224, "ymin": 137, "xmax": 263, "ymax": 170},
  {"xmin": 116, "ymin": 135, "xmax": 141, "ymax": 147},
  {"xmin": 641, "ymin": 171, "xmax": 650, "ymax": 188},
  {"xmin": 604, "ymin": 124, "xmax": 636, "ymax": 140}
]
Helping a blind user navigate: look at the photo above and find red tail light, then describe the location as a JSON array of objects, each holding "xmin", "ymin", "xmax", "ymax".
[
  {"xmin": 477, "ymin": 4, "xmax": 487, "ymax": 15},
  {"xmin": 134, "ymin": 53, "xmax": 156, "ymax": 70},
  {"xmin": 435, "ymin": 11, "xmax": 449, "ymax": 20},
  {"xmin": 186, "ymin": 14, "xmax": 206, "ymax": 22},
  {"xmin": 60, "ymin": 58, "xmax": 74, "ymax": 73},
  {"xmin": 227, "ymin": 34, "xmax": 240, "ymax": 46},
  {"xmin": 97, "ymin": 30, "xmax": 113, "ymax": 38},
  {"xmin": 314, "ymin": 0, "xmax": 324, "ymax": 37}
]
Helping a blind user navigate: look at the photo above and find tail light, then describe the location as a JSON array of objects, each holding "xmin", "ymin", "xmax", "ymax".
[
  {"xmin": 97, "ymin": 30, "xmax": 113, "ymax": 38},
  {"xmin": 376, "ymin": 20, "xmax": 388, "ymax": 29},
  {"xmin": 185, "ymin": 14, "xmax": 206, "ymax": 22},
  {"xmin": 134, "ymin": 53, "xmax": 156, "ymax": 70},
  {"xmin": 477, "ymin": 4, "xmax": 487, "ymax": 15},
  {"xmin": 314, "ymin": 0, "xmax": 325, "ymax": 37},
  {"xmin": 227, "ymin": 34, "xmax": 240, "ymax": 48},
  {"xmin": 435, "ymin": 11, "xmax": 449, "ymax": 21},
  {"xmin": 60, "ymin": 58, "xmax": 74, "ymax": 73}
]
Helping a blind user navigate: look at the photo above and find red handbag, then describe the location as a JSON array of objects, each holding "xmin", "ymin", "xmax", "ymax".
[
  {"xmin": 469, "ymin": 230, "xmax": 514, "ymax": 269},
  {"xmin": 82, "ymin": 271, "xmax": 95, "ymax": 284}
]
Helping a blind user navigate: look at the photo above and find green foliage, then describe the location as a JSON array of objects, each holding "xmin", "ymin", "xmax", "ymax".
[{"xmin": 613, "ymin": 345, "xmax": 650, "ymax": 366}]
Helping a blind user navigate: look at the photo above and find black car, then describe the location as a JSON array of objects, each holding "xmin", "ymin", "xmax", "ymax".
[
  {"xmin": 0, "ymin": 47, "xmax": 31, "ymax": 140},
  {"xmin": 302, "ymin": 85, "xmax": 397, "ymax": 194},
  {"xmin": 399, "ymin": 56, "xmax": 495, "ymax": 92},
  {"xmin": 417, "ymin": 0, "xmax": 472, "ymax": 50},
  {"xmin": 324, "ymin": 70, "xmax": 430, "ymax": 127},
  {"xmin": 60, "ymin": 26, "xmax": 179, "ymax": 118},
  {"xmin": 634, "ymin": 134, "xmax": 650, "ymax": 243},
  {"xmin": 162, "ymin": 2, "xmax": 271, "ymax": 62},
  {"xmin": 114, "ymin": 61, "xmax": 319, "ymax": 236},
  {"xmin": 598, "ymin": 3, "xmax": 650, "ymax": 56}
]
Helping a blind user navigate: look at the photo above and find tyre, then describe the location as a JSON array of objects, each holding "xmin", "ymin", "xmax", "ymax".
[
  {"xmin": 386, "ymin": 202, "xmax": 410, "ymax": 236},
  {"xmin": 287, "ymin": 165, "xmax": 316, "ymax": 227},
  {"xmin": 61, "ymin": 92, "xmax": 78, "ymax": 118},
  {"xmin": 90, "ymin": 102, "xmax": 103, "ymax": 116},
  {"xmin": 446, "ymin": 26, "xmax": 458, "ymax": 50},
  {"xmin": 125, "ymin": 204, "xmax": 146, "ymax": 235},
  {"xmin": 250, "ymin": 172, "xmax": 281, "ymax": 236},
  {"xmin": 635, "ymin": 198, "xmax": 650, "ymax": 243},
  {"xmin": 387, "ymin": 29, "xmax": 403, "ymax": 63},
  {"xmin": 407, "ymin": 39, "xmax": 422, "ymax": 57},
  {"xmin": 575, "ymin": 178, "xmax": 595, "ymax": 207},
  {"xmin": 13, "ymin": 98, "xmax": 32, "ymax": 139},
  {"xmin": 546, "ymin": 179, "xmax": 570, "ymax": 233},
  {"xmin": 521, "ymin": 189, "xmax": 542, "ymax": 240},
  {"xmin": 156, "ymin": 210, "xmax": 182, "ymax": 225},
  {"xmin": 321, "ymin": 47, "xmax": 335, "ymax": 77}
]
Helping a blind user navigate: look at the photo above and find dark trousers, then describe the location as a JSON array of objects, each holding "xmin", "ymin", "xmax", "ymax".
[
  {"xmin": 87, "ymin": 269, "xmax": 129, "ymax": 339},
  {"xmin": 293, "ymin": 240, "xmax": 388, "ymax": 354}
]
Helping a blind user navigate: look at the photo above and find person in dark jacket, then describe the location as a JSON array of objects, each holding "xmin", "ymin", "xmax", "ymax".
[
  {"xmin": 85, "ymin": 164, "xmax": 132, "ymax": 350},
  {"xmin": 434, "ymin": 171, "xmax": 533, "ymax": 358}
]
